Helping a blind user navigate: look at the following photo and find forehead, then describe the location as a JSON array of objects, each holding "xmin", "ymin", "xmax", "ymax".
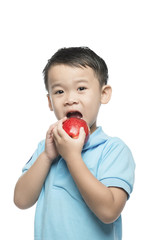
[{"xmin": 48, "ymin": 64, "xmax": 97, "ymax": 83}]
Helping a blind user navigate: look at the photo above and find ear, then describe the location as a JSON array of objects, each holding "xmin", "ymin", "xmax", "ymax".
[
  {"xmin": 47, "ymin": 94, "xmax": 53, "ymax": 111},
  {"xmin": 101, "ymin": 85, "xmax": 112, "ymax": 104}
]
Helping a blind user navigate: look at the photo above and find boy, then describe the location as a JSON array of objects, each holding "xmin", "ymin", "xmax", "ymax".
[{"xmin": 14, "ymin": 47, "xmax": 135, "ymax": 240}]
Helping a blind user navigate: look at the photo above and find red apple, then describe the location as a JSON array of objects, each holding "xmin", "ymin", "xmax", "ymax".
[{"xmin": 63, "ymin": 117, "xmax": 89, "ymax": 144}]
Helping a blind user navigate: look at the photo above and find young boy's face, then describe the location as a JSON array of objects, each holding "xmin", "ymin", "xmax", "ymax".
[{"xmin": 47, "ymin": 64, "xmax": 111, "ymax": 133}]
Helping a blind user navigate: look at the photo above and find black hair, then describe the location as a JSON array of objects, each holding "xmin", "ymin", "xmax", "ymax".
[{"xmin": 43, "ymin": 46, "xmax": 109, "ymax": 91}]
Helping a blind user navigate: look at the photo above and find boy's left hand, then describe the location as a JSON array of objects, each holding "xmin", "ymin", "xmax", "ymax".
[{"xmin": 52, "ymin": 118, "xmax": 86, "ymax": 162}]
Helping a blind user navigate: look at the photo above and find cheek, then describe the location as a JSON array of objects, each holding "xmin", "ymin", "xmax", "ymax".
[
  {"xmin": 84, "ymin": 94, "xmax": 101, "ymax": 116},
  {"xmin": 90, "ymin": 102, "xmax": 101, "ymax": 117},
  {"xmin": 53, "ymin": 106, "xmax": 63, "ymax": 120},
  {"xmin": 88, "ymin": 91, "xmax": 101, "ymax": 106},
  {"xmin": 49, "ymin": 98, "xmax": 62, "ymax": 119}
]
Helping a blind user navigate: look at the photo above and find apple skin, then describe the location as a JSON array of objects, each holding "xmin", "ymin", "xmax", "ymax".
[{"xmin": 63, "ymin": 117, "xmax": 89, "ymax": 144}]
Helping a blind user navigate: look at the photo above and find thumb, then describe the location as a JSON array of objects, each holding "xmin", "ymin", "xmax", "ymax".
[{"xmin": 78, "ymin": 127, "xmax": 86, "ymax": 142}]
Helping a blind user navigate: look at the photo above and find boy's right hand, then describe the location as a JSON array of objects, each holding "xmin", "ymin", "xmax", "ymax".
[
  {"xmin": 44, "ymin": 123, "xmax": 59, "ymax": 163},
  {"xmin": 44, "ymin": 117, "xmax": 67, "ymax": 163}
]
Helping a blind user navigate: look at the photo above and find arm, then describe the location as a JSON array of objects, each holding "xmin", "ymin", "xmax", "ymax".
[
  {"xmin": 66, "ymin": 156, "xmax": 127, "ymax": 223},
  {"xmin": 14, "ymin": 152, "xmax": 52, "ymax": 209},
  {"xmin": 14, "ymin": 121, "xmax": 62, "ymax": 209},
  {"xmin": 53, "ymin": 122, "xmax": 127, "ymax": 224}
]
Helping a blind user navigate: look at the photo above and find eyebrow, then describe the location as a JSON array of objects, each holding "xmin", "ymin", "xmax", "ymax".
[
  {"xmin": 50, "ymin": 83, "xmax": 62, "ymax": 89},
  {"xmin": 75, "ymin": 79, "xmax": 88, "ymax": 83},
  {"xmin": 50, "ymin": 79, "xmax": 88, "ymax": 89}
]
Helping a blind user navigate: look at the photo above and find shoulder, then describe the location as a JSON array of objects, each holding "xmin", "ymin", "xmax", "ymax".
[
  {"xmin": 37, "ymin": 140, "xmax": 45, "ymax": 153},
  {"xmin": 101, "ymin": 136, "xmax": 135, "ymax": 176},
  {"xmin": 97, "ymin": 133, "xmax": 135, "ymax": 196},
  {"xmin": 31, "ymin": 140, "xmax": 45, "ymax": 159},
  {"xmin": 22, "ymin": 140, "xmax": 45, "ymax": 173},
  {"xmin": 93, "ymin": 127, "xmax": 132, "ymax": 154},
  {"xmin": 101, "ymin": 135, "xmax": 133, "ymax": 160}
]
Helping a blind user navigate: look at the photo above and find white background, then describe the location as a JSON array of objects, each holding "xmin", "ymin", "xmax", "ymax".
[{"xmin": 0, "ymin": 0, "xmax": 160, "ymax": 239}]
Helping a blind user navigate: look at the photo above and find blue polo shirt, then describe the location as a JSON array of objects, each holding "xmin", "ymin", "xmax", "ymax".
[{"xmin": 22, "ymin": 127, "xmax": 135, "ymax": 240}]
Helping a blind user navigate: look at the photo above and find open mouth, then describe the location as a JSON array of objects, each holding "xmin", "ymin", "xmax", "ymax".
[{"xmin": 66, "ymin": 111, "xmax": 83, "ymax": 119}]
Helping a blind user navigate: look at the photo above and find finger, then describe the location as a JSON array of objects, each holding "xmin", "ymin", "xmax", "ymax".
[
  {"xmin": 52, "ymin": 125, "xmax": 60, "ymax": 140},
  {"xmin": 48, "ymin": 117, "xmax": 68, "ymax": 140},
  {"xmin": 78, "ymin": 127, "xmax": 86, "ymax": 142},
  {"xmin": 46, "ymin": 125, "xmax": 54, "ymax": 139},
  {"xmin": 46, "ymin": 122, "xmax": 58, "ymax": 139},
  {"xmin": 56, "ymin": 117, "xmax": 68, "ymax": 137},
  {"xmin": 62, "ymin": 116, "xmax": 68, "ymax": 122},
  {"xmin": 48, "ymin": 122, "xmax": 59, "ymax": 133}
]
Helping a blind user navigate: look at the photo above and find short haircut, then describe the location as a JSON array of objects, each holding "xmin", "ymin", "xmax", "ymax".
[{"xmin": 43, "ymin": 47, "xmax": 109, "ymax": 91}]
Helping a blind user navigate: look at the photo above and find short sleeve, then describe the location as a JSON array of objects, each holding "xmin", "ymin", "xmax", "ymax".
[
  {"xmin": 22, "ymin": 140, "xmax": 45, "ymax": 174},
  {"xmin": 97, "ymin": 138, "xmax": 135, "ymax": 198}
]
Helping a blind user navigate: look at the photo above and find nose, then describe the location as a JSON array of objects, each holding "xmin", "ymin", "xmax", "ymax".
[{"xmin": 64, "ymin": 92, "xmax": 79, "ymax": 106}]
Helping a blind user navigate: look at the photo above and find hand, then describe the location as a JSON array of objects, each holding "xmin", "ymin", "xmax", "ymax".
[
  {"xmin": 52, "ymin": 118, "xmax": 86, "ymax": 162},
  {"xmin": 44, "ymin": 120, "xmax": 66, "ymax": 163}
]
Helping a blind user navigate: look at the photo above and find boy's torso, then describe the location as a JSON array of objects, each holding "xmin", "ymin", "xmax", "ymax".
[{"xmin": 23, "ymin": 127, "xmax": 135, "ymax": 240}]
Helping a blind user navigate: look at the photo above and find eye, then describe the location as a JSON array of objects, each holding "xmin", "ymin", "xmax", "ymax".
[
  {"xmin": 55, "ymin": 90, "xmax": 64, "ymax": 95},
  {"xmin": 78, "ymin": 87, "xmax": 86, "ymax": 91}
]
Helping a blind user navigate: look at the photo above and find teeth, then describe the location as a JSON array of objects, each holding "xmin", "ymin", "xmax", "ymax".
[{"xmin": 67, "ymin": 111, "xmax": 82, "ymax": 118}]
